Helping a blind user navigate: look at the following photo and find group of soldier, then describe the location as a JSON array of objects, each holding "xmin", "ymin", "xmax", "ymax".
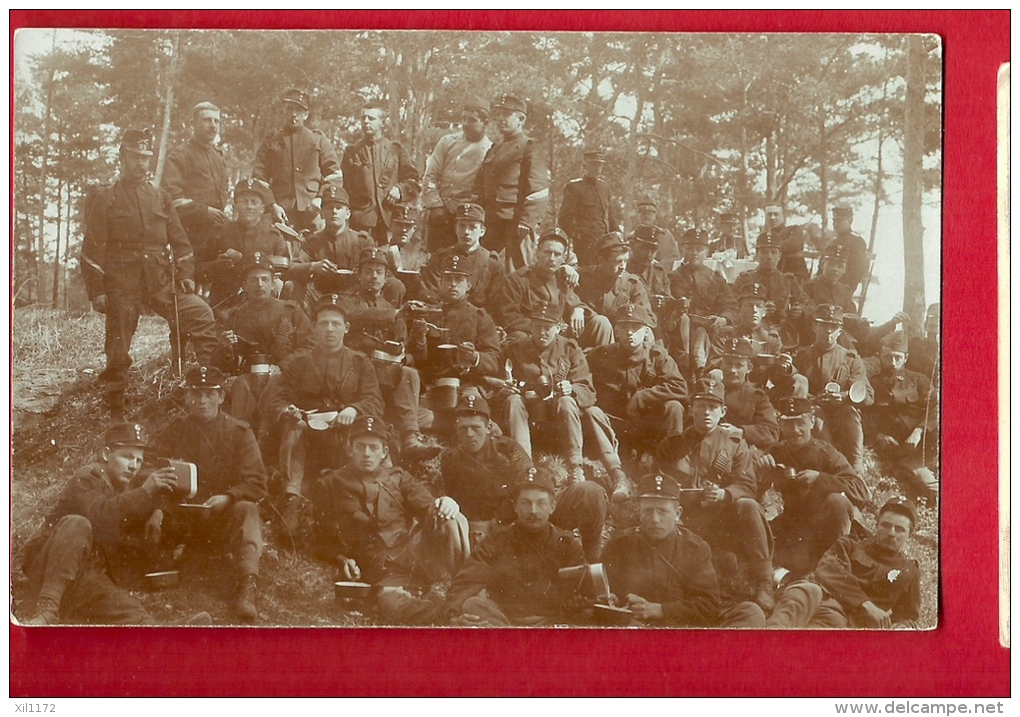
[{"xmin": 20, "ymin": 89, "xmax": 939, "ymax": 629}]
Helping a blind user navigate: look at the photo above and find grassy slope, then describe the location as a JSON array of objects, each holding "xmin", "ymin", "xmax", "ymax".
[{"xmin": 10, "ymin": 307, "xmax": 938, "ymax": 628}]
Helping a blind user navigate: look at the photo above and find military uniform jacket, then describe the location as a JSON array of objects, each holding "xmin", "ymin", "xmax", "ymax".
[
  {"xmin": 759, "ymin": 225, "xmax": 809, "ymax": 280},
  {"xmin": 253, "ymin": 125, "xmax": 341, "ymax": 212},
  {"xmin": 655, "ymin": 427, "xmax": 758, "ymax": 505},
  {"xmin": 419, "ymin": 245, "xmax": 505, "ymax": 310},
  {"xmin": 602, "ymin": 526, "xmax": 722, "ymax": 626},
  {"xmin": 630, "ymin": 226, "xmax": 680, "ymax": 269},
  {"xmin": 440, "ymin": 436, "xmax": 533, "ymax": 522},
  {"xmin": 557, "ymin": 176, "xmax": 622, "ymax": 248},
  {"xmin": 629, "ymin": 259, "xmax": 673, "ymax": 302},
  {"xmin": 421, "ymin": 130, "xmax": 493, "ymax": 212},
  {"xmin": 794, "ymin": 341, "xmax": 874, "ymax": 404},
  {"xmin": 161, "ymin": 138, "xmax": 229, "ymax": 224},
  {"xmin": 150, "ymin": 412, "xmax": 268, "ymax": 505},
  {"xmin": 272, "ymin": 346, "xmax": 385, "ymax": 419},
  {"xmin": 804, "ymin": 277, "xmax": 857, "ymax": 316},
  {"xmin": 732, "ymin": 268, "xmax": 812, "ymax": 321},
  {"xmin": 81, "ymin": 178, "xmax": 195, "ymax": 301},
  {"xmin": 869, "ymin": 368, "xmax": 937, "ymax": 439},
  {"xmin": 445, "ymin": 522, "xmax": 584, "ymax": 619},
  {"xmin": 721, "ymin": 381, "xmax": 780, "ymax": 450},
  {"xmin": 814, "ymin": 536, "xmax": 921, "ymax": 627},
  {"xmin": 827, "ymin": 232, "xmax": 869, "ymax": 294},
  {"xmin": 225, "ymin": 297, "xmax": 315, "ymax": 367},
  {"xmin": 198, "ymin": 219, "xmax": 289, "ymax": 306},
  {"xmin": 337, "ymin": 289, "xmax": 406, "ymax": 356},
  {"xmin": 408, "ymin": 298, "xmax": 502, "ymax": 384},
  {"xmin": 668, "ymin": 262, "xmax": 737, "ymax": 325},
  {"xmin": 767, "ymin": 438, "xmax": 870, "ymax": 518},
  {"xmin": 492, "ymin": 266, "xmax": 585, "ymax": 335},
  {"xmin": 586, "ymin": 344, "xmax": 688, "ymax": 418},
  {"xmin": 312, "ymin": 466, "xmax": 435, "ymax": 582},
  {"xmin": 504, "ymin": 336, "xmax": 597, "ymax": 410},
  {"xmin": 341, "ymin": 135, "xmax": 421, "ymax": 229},
  {"xmin": 473, "ymin": 129, "xmax": 550, "ymax": 230},
  {"xmin": 576, "ymin": 267, "xmax": 655, "ymax": 326}
]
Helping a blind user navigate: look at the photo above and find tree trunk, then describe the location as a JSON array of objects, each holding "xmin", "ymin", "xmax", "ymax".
[
  {"xmin": 35, "ymin": 31, "xmax": 58, "ymax": 305},
  {"xmin": 153, "ymin": 32, "xmax": 181, "ymax": 187},
  {"xmin": 52, "ymin": 174, "xmax": 63, "ymax": 308},
  {"xmin": 902, "ymin": 36, "xmax": 926, "ymax": 330},
  {"xmin": 868, "ymin": 128, "xmax": 885, "ymax": 254}
]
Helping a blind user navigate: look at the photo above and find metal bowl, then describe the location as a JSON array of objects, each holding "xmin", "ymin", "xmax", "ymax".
[{"xmin": 334, "ymin": 581, "xmax": 373, "ymax": 600}]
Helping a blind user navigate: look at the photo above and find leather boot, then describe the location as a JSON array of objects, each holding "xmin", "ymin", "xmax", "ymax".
[
  {"xmin": 24, "ymin": 597, "xmax": 61, "ymax": 626},
  {"xmin": 609, "ymin": 467, "xmax": 632, "ymax": 504},
  {"xmin": 233, "ymin": 574, "xmax": 259, "ymax": 623}
]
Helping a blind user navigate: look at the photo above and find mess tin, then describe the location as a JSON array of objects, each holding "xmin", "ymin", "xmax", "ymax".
[
  {"xmin": 314, "ymin": 269, "xmax": 357, "ymax": 293},
  {"xmin": 178, "ymin": 503, "xmax": 212, "ymax": 517},
  {"xmin": 429, "ymin": 377, "xmax": 460, "ymax": 411},
  {"xmin": 592, "ymin": 603, "xmax": 634, "ymax": 626},
  {"xmin": 144, "ymin": 570, "xmax": 180, "ymax": 590},
  {"xmin": 396, "ymin": 269, "xmax": 421, "ymax": 294},
  {"xmin": 848, "ymin": 379, "xmax": 869, "ymax": 404},
  {"xmin": 268, "ymin": 255, "xmax": 290, "ymax": 273},
  {"xmin": 156, "ymin": 458, "xmax": 198, "ymax": 500},
  {"xmin": 558, "ymin": 563, "xmax": 611, "ymax": 601},
  {"xmin": 334, "ymin": 581, "xmax": 373, "ymax": 600}
]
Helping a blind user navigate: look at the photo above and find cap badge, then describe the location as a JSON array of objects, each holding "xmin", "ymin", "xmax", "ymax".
[{"xmin": 134, "ymin": 424, "xmax": 144, "ymax": 440}]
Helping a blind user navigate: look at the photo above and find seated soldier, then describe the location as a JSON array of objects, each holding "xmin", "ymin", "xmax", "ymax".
[
  {"xmin": 792, "ymin": 304, "xmax": 874, "ymax": 475},
  {"xmin": 626, "ymin": 226, "xmax": 673, "ymax": 315},
  {"xmin": 667, "ymin": 228, "xmax": 737, "ymax": 379},
  {"xmin": 442, "ymin": 393, "xmax": 607, "ymax": 562},
  {"xmin": 767, "ymin": 496, "xmax": 921, "ymax": 629},
  {"xmin": 492, "ymin": 228, "xmax": 610, "ymax": 349},
  {"xmin": 265, "ymin": 294, "xmax": 385, "ymax": 538},
  {"xmin": 757, "ymin": 397, "xmax": 870, "ymax": 579},
  {"xmin": 444, "ymin": 467, "xmax": 587, "ymax": 627},
  {"xmin": 311, "ymin": 416, "xmax": 469, "ymax": 626},
  {"xmin": 148, "ymin": 366, "xmax": 268, "ymax": 622},
  {"xmin": 213, "ymin": 253, "xmax": 314, "ymax": 428},
  {"xmin": 197, "ymin": 177, "xmax": 288, "ymax": 316},
  {"xmin": 419, "ymin": 203, "xmax": 506, "ymax": 311},
  {"xmin": 20, "ymin": 423, "xmax": 178, "ymax": 625},
  {"xmin": 655, "ymin": 378, "xmax": 774, "ymax": 611},
  {"xmin": 732, "ymin": 231, "xmax": 812, "ymax": 349},
  {"xmin": 865, "ymin": 331, "xmax": 939, "ymax": 499},
  {"xmin": 575, "ymin": 232, "xmax": 655, "ymax": 335},
  {"xmin": 339, "ymin": 247, "xmax": 433, "ymax": 457},
  {"xmin": 602, "ymin": 474, "xmax": 765, "ymax": 627},
  {"xmin": 499, "ymin": 302, "xmax": 621, "ymax": 526},
  {"xmin": 586, "ymin": 303, "xmax": 687, "ymax": 470},
  {"xmin": 715, "ymin": 337, "xmax": 780, "ymax": 465},
  {"xmin": 907, "ymin": 303, "xmax": 940, "ymax": 389}
]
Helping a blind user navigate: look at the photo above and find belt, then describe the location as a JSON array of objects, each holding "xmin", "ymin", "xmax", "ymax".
[{"xmin": 107, "ymin": 243, "xmax": 168, "ymax": 252}]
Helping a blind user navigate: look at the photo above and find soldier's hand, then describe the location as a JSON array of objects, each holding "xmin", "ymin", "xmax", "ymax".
[
  {"xmin": 387, "ymin": 186, "xmax": 402, "ymax": 202},
  {"xmin": 207, "ymin": 206, "xmax": 227, "ymax": 223},
  {"xmin": 143, "ymin": 467, "xmax": 178, "ymax": 496},
  {"xmin": 701, "ymin": 486, "xmax": 727, "ymax": 505},
  {"xmin": 271, "ymin": 204, "xmax": 288, "ymax": 225},
  {"xmin": 905, "ymin": 427, "xmax": 923, "ymax": 449},
  {"xmin": 178, "ymin": 278, "xmax": 197, "ymax": 294},
  {"xmin": 757, "ymin": 454, "xmax": 778, "ymax": 469},
  {"xmin": 221, "ymin": 248, "xmax": 243, "ymax": 262},
  {"xmin": 570, "ymin": 307, "xmax": 586, "ymax": 335},
  {"xmin": 312, "ymin": 259, "xmax": 338, "ymax": 275},
  {"xmin": 561, "ymin": 264, "xmax": 580, "ymax": 287},
  {"xmin": 562, "ymin": 593, "xmax": 590, "ymax": 614},
  {"xmin": 224, "ymin": 330, "xmax": 239, "ymax": 346},
  {"xmin": 795, "ymin": 469, "xmax": 820, "ymax": 485},
  {"xmin": 892, "ymin": 311, "xmax": 910, "ymax": 326},
  {"xmin": 861, "ymin": 600, "xmax": 892, "ymax": 629},
  {"xmin": 204, "ymin": 494, "xmax": 232, "ymax": 513},
  {"xmin": 517, "ymin": 223, "xmax": 532, "ymax": 242},
  {"xmin": 409, "ymin": 318, "xmax": 429, "ymax": 343},
  {"xmin": 709, "ymin": 315, "xmax": 727, "ymax": 330},
  {"xmin": 341, "ymin": 559, "xmax": 361, "ymax": 582},
  {"xmin": 626, "ymin": 594, "xmax": 663, "ymax": 621},
  {"xmin": 92, "ymin": 295, "xmax": 108, "ymax": 314},
  {"xmin": 336, "ymin": 407, "xmax": 357, "ymax": 426},
  {"xmin": 144, "ymin": 510, "xmax": 163, "ymax": 545},
  {"xmin": 282, "ymin": 404, "xmax": 303, "ymax": 423},
  {"xmin": 456, "ymin": 342, "xmax": 478, "ymax": 366},
  {"xmin": 433, "ymin": 496, "xmax": 460, "ymax": 521},
  {"xmin": 555, "ymin": 380, "xmax": 573, "ymax": 397}
]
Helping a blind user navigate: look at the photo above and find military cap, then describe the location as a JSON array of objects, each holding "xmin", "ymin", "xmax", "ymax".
[
  {"xmin": 776, "ymin": 397, "xmax": 814, "ymax": 419},
  {"xmin": 881, "ymin": 330, "xmax": 909, "ymax": 354},
  {"xmin": 233, "ymin": 177, "xmax": 272, "ymax": 205},
  {"xmin": 528, "ymin": 301, "xmax": 563, "ymax": 325},
  {"xmin": 105, "ymin": 422, "xmax": 149, "ymax": 449},
  {"xmin": 120, "ymin": 128, "xmax": 154, "ymax": 156},
  {"xmin": 718, "ymin": 212, "xmax": 739, "ymax": 223},
  {"xmin": 636, "ymin": 199, "xmax": 657, "ymax": 209},
  {"xmin": 613, "ymin": 303, "xmax": 655, "ymax": 327},
  {"xmin": 455, "ymin": 203, "xmax": 485, "ymax": 223},
  {"xmin": 721, "ymin": 336, "xmax": 756, "ymax": 359},
  {"xmin": 629, "ymin": 225, "xmax": 658, "ymax": 247},
  {"xmin": 281, "ymin": 88, "xmax": 310, "ymax": 110},
  {"xmin": 454, "ymin": 393, "xmax": 490, "ymax": 419},
  {"xmin": 441, "ymin": 253, "xmax": 471, "ymax": 277},
  {"xmin": 313, "ymin": 293, "xmax": 347, "ymax": 319},
  {"xmin": 358, "ymin": 247, "xmax": 393, "ymax": 271},
  {"xmin": 756, "ymin": 232, "xmax": 782, "ymax": 251},
  {"xmin": 538, "ymin": 227, "xmax": 571, "ymax": 247},
  {"xmin": 814, "ymin": 304, "xmax": 844, "ymax": 325},
  {"xmin": 582, "ymin": 149, "xmax": 606, "ymax": 162},
  {"xmin": 362, "ymin": 99, "xmax": 387, "ymax": 113},
  {"xmin": 511, "ymin": 467, "xmax": 556, "ymax": 498},
  {"xmin": 319, "ymin": 182, "xmax": 350, "ymax": 206},
  {"xmin": 596, "ymin": 231, "xmax": 629, "ymax": 255},
  {"xmin": 184, "ymin": 365, "xmax": 225, "ymax": 390},
  {"xmin": 492, "ymin": 94, "xmax": 528, "ymax": 116},
  {"xmin": 831, "ymin": 204, "xmax": 854, "ymax": 216},
  {"xmin": 242, "ymin": 252, "xmax": 276, "ymax": 277},
  {"xmin": 348, "ymin": 415, "xmax": 388, "ymax": 444},
  {"xmin": 737, "ymin": 282, "xmax": 769, "ymax": 304},
  {"xmin": 926, "ymin": 303, "xmax": 941, "ymax": 319},
  {"xmin": 879, "ymin": 495, "xmax": 918, "ymax": 528},
  {"xmin": 821, "ymin": 243, "xmax": 850, "ymax": 262},
  {"xmin": 463, "ymin": 94, "xmax": 490, "ymax": 116},
  {"xmin": 679, "ymin": 228, "xmax": 710, "ymax": 246},
  {"xmin": 636, "ymin": 473, "xmax": 681, "ymax": 501},
  {"xmin": 764, "ymin": 203, "xmax": 783, "ymax": 213},
  {"xmin": 391, "ymin": 204, "xmax": 417, "ymax": 225},
  {"xmin": 691, "ymin": 377, "xmax": 725, "ymax": 404}
]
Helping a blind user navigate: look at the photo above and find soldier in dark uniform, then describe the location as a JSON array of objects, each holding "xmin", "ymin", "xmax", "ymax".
[
  {"xmin": 793, "ymin": 304, "xmax": 874, "ymax": 475},
  {"xmin": 825, "ymin": 205, "xmax": 869, "ymax": 296},
  {"xmin": 389, "ymin": 204, "xmax": 429, "ymax": 273},
  {"xmin": 20, "ymin": 423, "xmax": 178, "ymax": 625},
  {"xmin": 444, "ymin": 467, "xmax": 587, "ymax": 626},
  {"xmin": 632, "ymin": 199, "xmax": 680, "ymax": 268},
  {"xmin": 253, "ymin": 88, "xmax": 341, "ymax": 232},
  {"xmin": 198, "ymin": 177, "xmax": 289, "ymax": 315},
  {"xmin": 341, "ymin": 100, "xmax": 422, "ymax": 244},
  {"xmin": 627, "ymin": 226, "xmax": 673, "ymax": 309},
  {"xmin": 760, "ymin": 203, "xmax": 810, "ymax": 281},
  {"xmin": 767, "ymin": 496, "xmax": 921, "ymax": 629},
  {"xmin": 472, "ymin": 94, "xmax": 551, "ymax": 272},
  {"xmin": 907, "ymin": 302, "xmax": 940, "ymax": 392},
  {"xmin": 419, "ymin": 203, "xmax": 506, "ymax": 311},
  {"xmin": 557, "ymin": 149, "xmax": 623, "ymax": 267},
  {"xmin": 312, "ymin": 416, "xmax": 469, "ymax": 625},
  {"xmin": 148, "ymin": 366, "xmax": 268, "ymax": 622},
  {"xmin": 733, "ymin": 231, "xmax": 812, "ymax": 348},
  {"xmin": 81, "ymin": 128, "xmax": 220, "ymax": 419},
  {"xmin": 708, "ymin": 212, "xmax": 749, "ymax": 258},
  {"xmin": 758, "ymin": 397, "xmax": 870, "ymax": 579},
  {"xmin": 655, "ymin": 378, "xmax": 775, "ymax": 611},
  {"xmin": 161, "ymin": 101, "xmax": 229, "ymax": 260},
  {"xmin": 715, "ymin": 337, "xmax": 781, "ymax": 467},
  {"xmin": 576, "ymin": 232, "xmax": 655, "ymax": 333}
]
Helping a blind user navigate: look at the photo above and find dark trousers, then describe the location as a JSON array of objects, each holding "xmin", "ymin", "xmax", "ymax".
[
  {"xmin": 685, "ymin": 497, "xmax": 774, "ymax": 591},
  {"xmin": 482, "ymin": 218, "xmax": 533, "ymax": 272},
  {"xmin": 773, "ymin": 493, "xmax": 855, "ymax": 578},
  {"xmin": 765, "ymin": 580, "xmax": 849, "ymax": 628},
  {"xmin": 551, "ymin": 481, "xmax": 608, "ymax": 562},
  {"xmin": 165, "ymin": 501, "xmax": 263, "ymax": 577}
]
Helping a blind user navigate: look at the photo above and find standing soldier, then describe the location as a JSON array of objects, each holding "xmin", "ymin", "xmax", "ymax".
[
  {"xmin": 630, "ymin": 199, "xmax": 680, "ymax": 269},
  {"xmin": 825, "ymin": 204, "xmax": 869, "ymax": 296},
  {"xmin": 341, "ymin": 100, "xmax": 422, "ymax": 244},
  {"xmin": 253, "ymin": 88, "xmax": 341, "ymax": 232},
  {"xmin": 759, "ymin": 203, "xmax": 810, "ymax": 281},
  {"xmin": 421, "ymin": 95, "xmax": 493, "ymax": 252},
  {"xmin": 557, "ymin": 149, "xmax": 623, "ymax": 267},
  {"xmin": 473, "ymin": 94, "xmax": 551, "ymax": 272},
  {"xmin": 82, "ymin": 128, "xmax": 219, "ymax": 420},
  {"xmin": 161, "ymin": 101, "xmax": 229, "ymax": 260}
]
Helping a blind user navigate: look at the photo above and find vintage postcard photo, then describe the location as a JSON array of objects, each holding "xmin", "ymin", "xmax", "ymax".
[{"xmin": 11, "ymin": 29, "xmax": 942, "ymax": 630}]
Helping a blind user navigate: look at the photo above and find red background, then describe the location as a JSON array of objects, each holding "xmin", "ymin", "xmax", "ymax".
[{"xmin": 9, "ymin": 10, "xmax": 1009, "ymax": 697}]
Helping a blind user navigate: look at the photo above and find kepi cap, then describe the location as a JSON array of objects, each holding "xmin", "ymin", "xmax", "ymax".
[
  {"xmin": 105, "ymin": 422, "xmax": 148, "ymax": 449},
  {"xmin": 721, "ymin": 336, "xmax": 755, "ymax": 359},
  {"xmin": 691, "ymin": 377, "xmax": 725, "ymax": 404},
  {"xmin": 348, "ymin": 415, "xmax": 387, "ymax": 444},
  {"xmin": 233, "ymin": 177, "xmax": 272, "ymax": 205},
  {"xmin": 776, "ymin": 397, "xmax": 814, "ymax": 419},
  {"xmin": 596, "ymin": 231, "xmax": 629, "ymax": 255},
  {"xmin": 880, "ymin": 495, "xmax": 918, "ymax": 528},
  {"xmin": 281, "ymin": 88, "xmax": 310, "ymax": 110},
  {"xmin": 454, "ymin": 393, "xmax": 490, "ymax": 419},
  {"xmin": 511, "ymin": 467, "xmax": 556, "ymax": 497},
  {"xmin": 613, "ymin": 303, "xmax": 654, "ymax": 327},
  {"xmin": 313, "ymin": 293, "xmax": 347, "ymax": 319},
  {"xmin": 319, "ymin": 182, "xmax": 350, "ymax": 206},
  {"xmin": 636, "ymin": 474, "xmax": 681, "ymax": 501},
  {"xmin": 184, "ymin": 365, "xmax": 225, "ymax": 390},
  {"xmin": 120, "ymin": 128, "xmax": 154, "ymax": 156},
  {"xmin": 492, "ymin": 94, "xmax": 528, "ymax": 115},
  {"xmin": 391, "ymin": 204, "xmax": 417, "ymax": 225},
  {"xmin": 528, "ymin": 301, "xmax": 563, "ymax": 325},
  {"xmin": 814, "ymin": 304, "xmax": 844, "ymax": 325},
  {"xmin": 680, "ymin": 228, "xmax": 710, "ymax": 246},
  {"xmin": 455, "ymin": 203, "xmax": 485, "ymax": 223}
]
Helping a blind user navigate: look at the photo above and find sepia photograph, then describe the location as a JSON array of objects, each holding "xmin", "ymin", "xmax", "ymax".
[{"xmin": 11, "ymin": 28, "xmax": 942, "ymax": 632}]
